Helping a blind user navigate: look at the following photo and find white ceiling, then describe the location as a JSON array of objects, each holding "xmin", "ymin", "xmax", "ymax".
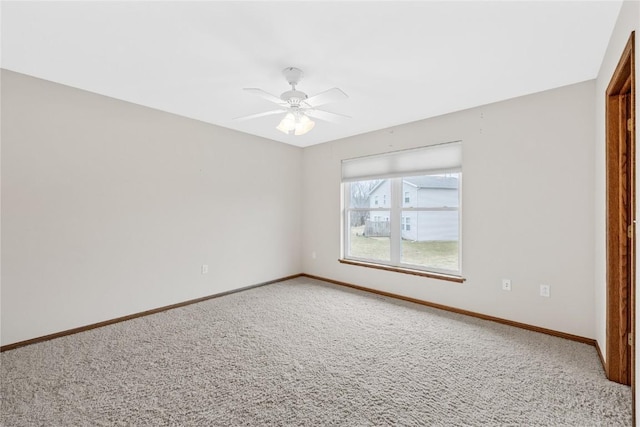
[{"xmin": 1, "ymin": 1, "xmax": 623, "ymax": 148}]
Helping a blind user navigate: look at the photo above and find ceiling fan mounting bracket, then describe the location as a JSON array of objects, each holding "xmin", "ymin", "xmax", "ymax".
[{"xmin": 282, "ymin": 67, "xmax": 304, "ymax": 88}]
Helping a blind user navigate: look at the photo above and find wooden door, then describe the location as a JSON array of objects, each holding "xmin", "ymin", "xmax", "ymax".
[{"xmin": 606, "ymin": 32, "xmax": 635, "ymax": 391}]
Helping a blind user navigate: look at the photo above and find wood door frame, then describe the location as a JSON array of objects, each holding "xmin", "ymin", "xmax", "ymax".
[{"xmin": 606, "ymin": 30, "xmax": 635, "ymax": 394}]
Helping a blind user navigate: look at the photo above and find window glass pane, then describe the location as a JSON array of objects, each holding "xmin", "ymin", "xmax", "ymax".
[
  {"xmin": 404, "ymin": 173, "xmax": 460, "ymax": 208},
  {"xmin": 401, "ymin": 210, "xmax": 459, "ymax": 271},
  {"xmin": 349, "ymin": 179, "xmax": 384, "ymax": 208},
  {"xmin": 348, "ymin": 210, "xmax": 390, "ymax": 261}
]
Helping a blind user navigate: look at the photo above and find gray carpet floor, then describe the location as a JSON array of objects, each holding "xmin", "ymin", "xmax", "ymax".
[{"xmin": 0, "ymin": 277, "xmax": 632, "ymax": 426}]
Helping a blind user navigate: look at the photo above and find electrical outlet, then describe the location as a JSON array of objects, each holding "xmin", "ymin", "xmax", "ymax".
[
  {"xmin": 501, "ymin": 279, "xmax": 511, "ymax": 291},
  {"xmin": 201, "ymin": 264, "xmax": 209, "ymax": 274},
  {"xmin": 540, "ymin": 284, "xmax": 550, "ymax": 297}
]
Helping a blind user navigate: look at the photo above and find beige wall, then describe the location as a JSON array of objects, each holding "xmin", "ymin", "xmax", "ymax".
[
  {"xmin": 302, "ymin": 81, "xmax": 596, "ymax": 338},
  {"xmin": 593, "ymin": 0, "xmax": 639, "ymax": 412},
  {"xmin": 1, "ymin": 70, "xmax": 303, "ymax": 346}
]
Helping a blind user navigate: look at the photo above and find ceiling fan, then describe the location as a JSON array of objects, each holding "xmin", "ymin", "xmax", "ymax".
[{"xmin": 235, "ymin": 67, "xmax": 349, "ymax": 136}]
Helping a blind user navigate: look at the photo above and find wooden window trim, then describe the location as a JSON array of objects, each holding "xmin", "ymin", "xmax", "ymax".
[{"xmin": 339, "ymin": 258, "xmax": 465, "ymax": 283}]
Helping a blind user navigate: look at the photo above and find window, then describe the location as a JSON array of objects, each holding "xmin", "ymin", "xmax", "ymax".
[
  {"xmin": 374, "ymin": 195, "xmax": 379, "ymax": 206},
  {"xmin": 342, "ymin": 142, "xmax": 462, "ymax": 277},
  {"xmin": 402, "ymin": 217, "xmax": 411, "ymax": 231}
]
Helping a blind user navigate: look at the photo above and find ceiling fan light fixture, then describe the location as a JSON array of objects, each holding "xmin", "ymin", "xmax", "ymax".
[
  {"xmin": 276, "ymin": 113, "xmax": 296, "ymax": 134},
  {"xmin": 294, "ymin": 114, "xmax": 315, "ymax": 135},
  {"xmin": 276, "ymin": 112, "xmax": 315, "ymax": 136}
]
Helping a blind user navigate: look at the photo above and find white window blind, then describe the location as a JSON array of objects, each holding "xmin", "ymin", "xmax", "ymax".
[{"xmin": 341, "ymin": 141, "xmax": 462, "ymax": 182}]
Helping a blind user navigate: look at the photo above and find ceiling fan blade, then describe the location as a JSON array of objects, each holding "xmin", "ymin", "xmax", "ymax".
[
  {"xmin": 303, "ymin": 88, "xmax": 348, "ymax": 108},
  {"xmin": 305, "ymin": 109, "xmax": 351, "ymax": 123},
  {"xmin": 243, "ymin": 88, "xmax": 287, "ymax": 106},
  {"xmin": 233, "ymin": 109, "xmax": 285, "ymax": 122}
]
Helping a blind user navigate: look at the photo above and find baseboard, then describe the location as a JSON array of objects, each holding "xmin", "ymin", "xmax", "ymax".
[
  {"xmin": 301, "ymin": 273, "xmax": 596, "ymax": 346},
  {"xmin": 1, "ymin": 272, "xmax": 598, "ymax": 353},
  {"xmin": 0, "ymin": 274, "xmax": 303, "ymax": 352},
  {"xmin": 595, "ymin": 340, "xmax": 608, "ymax": 374}
]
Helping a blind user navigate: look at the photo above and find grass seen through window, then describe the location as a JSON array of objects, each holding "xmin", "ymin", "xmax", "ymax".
[{"xmin": 349, "ymin": 226, "xmax": 458, "ymax": 271}]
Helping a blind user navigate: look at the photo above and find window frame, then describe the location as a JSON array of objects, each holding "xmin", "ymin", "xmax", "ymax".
[{"xmin": 342, "ymin": 173, "xmax": 462, "ymax": 279}]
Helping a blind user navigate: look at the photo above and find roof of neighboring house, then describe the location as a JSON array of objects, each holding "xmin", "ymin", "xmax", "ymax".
[
  {"xmin": 404, "ymin": 175, "xmax": 458, "ymax": 189},
  {"xmin": 368, "ymin": 175, "xmax": 458, "ymax": 195}
]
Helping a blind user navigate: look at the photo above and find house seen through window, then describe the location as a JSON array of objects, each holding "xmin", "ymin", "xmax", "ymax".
[{"xmin": 341, "ymin": 142, "xmax": 462, "ymax": 277}]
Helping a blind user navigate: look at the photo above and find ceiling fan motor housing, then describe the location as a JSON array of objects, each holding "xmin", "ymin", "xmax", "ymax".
[{"xmin": 281, "ymin": 90, "xmax": 308, "ymax": 106}]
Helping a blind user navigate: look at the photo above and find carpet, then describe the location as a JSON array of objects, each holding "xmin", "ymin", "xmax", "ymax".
[{"xmin": 0, "ymin": 277, "xmax": 632, "ymax": 426}]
